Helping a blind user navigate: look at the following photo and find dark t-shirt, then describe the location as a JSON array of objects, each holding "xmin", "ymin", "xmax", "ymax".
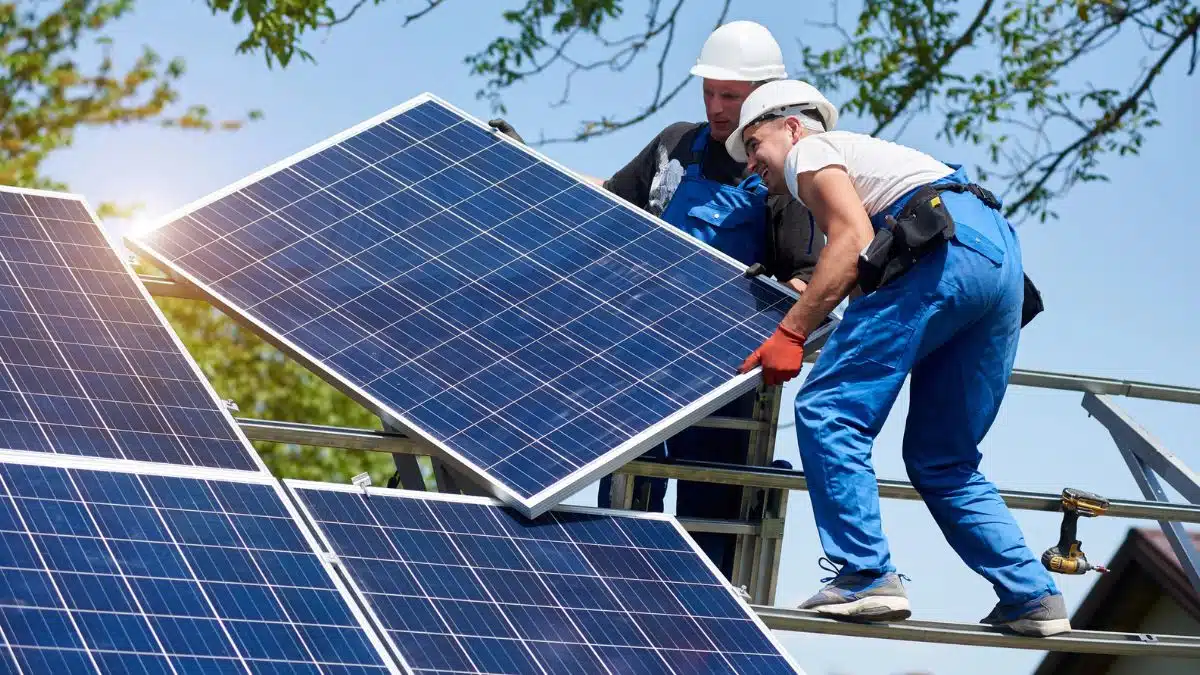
[{"xmin": 602, "ymin": 122, "xmax": 825, "ymax": 283}]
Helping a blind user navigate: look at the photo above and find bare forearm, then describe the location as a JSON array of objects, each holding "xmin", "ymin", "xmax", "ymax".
[{"xmin": 780, "ymin": 231, "xmax": 861, "ymax": 337}]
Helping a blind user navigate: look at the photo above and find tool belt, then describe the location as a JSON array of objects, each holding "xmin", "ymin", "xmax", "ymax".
[{"xmin": 857, "ymin": 182, "xmax": 1044, "ymax": 327}]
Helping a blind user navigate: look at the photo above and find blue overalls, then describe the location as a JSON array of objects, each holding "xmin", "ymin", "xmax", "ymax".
[
  {"xmin": 792, "ymin": 164, "xmax": 1060, "ymax": 606},
  {"xmin": 598, "ymin": 124, "xmax": 773, "ymax": 576}
]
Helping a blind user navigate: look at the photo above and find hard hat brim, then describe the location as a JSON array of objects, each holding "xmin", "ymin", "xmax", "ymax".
[
  {"xmin": 689, "ymin": 64, "xmax": 788, "ymax": 82},
  {"xmin": 725, "ymin": 121, "xmax": 752, "ymax": 163}
]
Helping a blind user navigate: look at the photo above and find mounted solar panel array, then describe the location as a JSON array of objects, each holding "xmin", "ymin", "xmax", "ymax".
[
  {"xmin": 128, "ymin": 93, "xmax": 822, "ymax": 518},
  {"xmin": 289, "ymin": 482, "xmax": 804, "ymax": 674},
  {"xmin": 0, "ymin": 456, "xmax": 400, "ymax": 674},
  {"xmin": 0, "ymin": 187, "xmax": 396, "ymax": 673},
  {"xmin": 0, "ymin": 188, "xmax": 263, "ymax": 472},
  {"xmin": 0, "ymin": 180, "xmax": 806, "ymax": 671}
]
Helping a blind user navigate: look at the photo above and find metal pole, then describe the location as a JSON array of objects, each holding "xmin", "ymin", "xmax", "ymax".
[
  {"xmin": 753, "ymin": 606, "xmax": 1200, "ymax": 658},
  {"xmin": 1082, "ymin": 393, "xmax": 1200, "ymax": 503},
  {"xmin": 1083, "ymin": 393, "xmax": 1200, "ymax": 596},
  {"xmin": 233, "ymin": 418, "xmax": 1200, "ymax": 524},
  {"xmin": 1011, "ymin": 369, "xmax": 1200, "ymax": 405},
  {"xmin": 622, "ymin": 456, "xmax": 1200, "ymax": 525}
]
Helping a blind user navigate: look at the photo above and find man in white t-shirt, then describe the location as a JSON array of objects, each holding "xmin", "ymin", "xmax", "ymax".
[{"xmin": 723, "ymin": 80, "xmax": 1069, "ymax": 637}]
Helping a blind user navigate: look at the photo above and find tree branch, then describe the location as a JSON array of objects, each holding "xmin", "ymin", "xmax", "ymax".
[
  {"xmin": 324, "ymin": 0, "xmax": 374, "ymax": 27},
  {"xmin": 872, "ymin": 0, "xmax": 995, "ymax": 136},
  {"xmin": 401, "ymin": 0, "xmax": 450, "ymax": 27},
  {"xmin": 532, "ymin": 0, "xmax": 732, "ymax": 146},
  {"xmin": 1004, "ymin": 12, "xmax": 1200, "ymax": 218}
]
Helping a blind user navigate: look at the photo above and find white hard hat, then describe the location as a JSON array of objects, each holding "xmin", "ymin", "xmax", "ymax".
[
  {"xmin": 725, "ymin": 79, "xmax": 839, "ymax": 162},
  {"xmin": 690, "ymin": 20, "xmax": 788, "ymax": 82}
]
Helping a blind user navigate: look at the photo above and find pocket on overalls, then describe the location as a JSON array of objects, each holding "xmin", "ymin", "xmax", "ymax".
[
  {"xmin": 687, "ymin": 202, "xmax": 737, "ymax": 230},
  {"xmin": 943, "ymin": 192, "xmax": 1005, "ymax": 267}
]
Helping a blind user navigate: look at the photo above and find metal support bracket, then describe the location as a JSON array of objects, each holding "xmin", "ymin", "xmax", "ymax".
[{"xmin": 1083, "ymin": 393, "xmax": 1200, "ymax": 595}]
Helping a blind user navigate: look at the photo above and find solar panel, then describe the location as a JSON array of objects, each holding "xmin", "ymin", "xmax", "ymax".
[
  {"xmin": 128, "ymin": 93, "xmax": 833, "ymax": 517},
  {"xmin": 0, "ymin": 186, "xmax": 264, "ymax": 472},
  {"xmin": 0, "ymin": 454, "xmax": 399, "ymax": 674},
  {"xmin": 288, "ymin": 481, "xmax": 804, "ymax": 674}
]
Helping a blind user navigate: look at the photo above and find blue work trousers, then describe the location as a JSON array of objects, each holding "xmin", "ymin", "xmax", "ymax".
[{"xmin": 793, "ymin": 188, "xmax": 1059, "ymax": 606}]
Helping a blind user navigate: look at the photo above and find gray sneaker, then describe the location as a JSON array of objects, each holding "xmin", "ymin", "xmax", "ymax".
[
  {"xmin": 980, "ymin": 592, "xmax": 1072, "ymax": 637},
  {"xmin": 798, "ymin": 558, "xmax": 911, "ymax": 622}
]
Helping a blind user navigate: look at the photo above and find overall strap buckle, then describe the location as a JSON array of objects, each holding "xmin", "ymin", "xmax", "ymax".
[{"xmin": 928, "ymin": 181, "xmax": 1002, "ymax": 212}]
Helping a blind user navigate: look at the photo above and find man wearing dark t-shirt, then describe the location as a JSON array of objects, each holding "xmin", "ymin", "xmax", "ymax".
[
  {"xmin": 592, "ymin": 24, "xmax": 824, "ymax": 581},
  {"xmin": 602, "ymin": 120, "xmax": 822, "ymax": 293},
  {"xmin": 491, "ymin": 21, "xmax": 824, "ymax": 580}
]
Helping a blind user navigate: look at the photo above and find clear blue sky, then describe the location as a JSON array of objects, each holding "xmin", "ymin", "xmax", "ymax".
[{"xmin": 46, "ymin": 2, "xmax": 1199, "ymax": 674}]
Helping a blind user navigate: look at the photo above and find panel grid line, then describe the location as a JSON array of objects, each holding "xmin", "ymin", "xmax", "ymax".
[
  {"xmin": 0, "ymin": 189, "xmax": 259, "ymax": 471},
  {"xmin": 0, "ymin": 461, "xmax": 397, "ymax": 673},
  {"xmin": 289, "ymin": 484, "xmax": 801, "ymax": 674},
  {"xmin": 0, "ymin": 470, "xmax": 107, "ymax": 674},
  {"xmin": 53, "ymin": 467, "xmax": 185, "ymax": 675},
  {"xmin": 328, "ymin": 485, "xmax": 485, "ymax": 674}
]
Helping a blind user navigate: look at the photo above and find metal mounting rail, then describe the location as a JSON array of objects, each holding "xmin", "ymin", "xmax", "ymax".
[
  {"xmin": 141, "ymin": 274, "xmax": 1200, "ymax": 405},
  {"xmin": 234, "ymin": 417, "xmax": 1200, "ymax": 524},
  {"xmin": 752, "ymin": 606, "xmax": 1200, "ymax": 657},
  {"xmin": 622, "ymin": 458, "xmax": 1200, "ymax": 524},
  {"xmin": 1010, "ymin": 369, "xmax": 1200, "ymax": 405},
  {"xmin": 236, "ymin": 418, "xmax": 423, "ymax": 454}
]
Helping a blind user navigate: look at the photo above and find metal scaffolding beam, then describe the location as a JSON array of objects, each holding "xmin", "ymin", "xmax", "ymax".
[
  {"xmin": 1011, "ymin": 369, "xmax": 1200, "ymax": 405},
  {"xmin": 753, "ymin": 606, "xmax": 1200, "ymax": 658},
  {"xmin": 1084, "ymin": 393, "xmax": 1200, "ymax": 595},
  {"xmin": 234, "ymin": 417, "xmax": 1200, "ymax": 525}
]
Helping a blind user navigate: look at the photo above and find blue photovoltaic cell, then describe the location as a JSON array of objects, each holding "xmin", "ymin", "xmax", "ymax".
[
  {"xmin": 131, "ymin": 96, "xmax": 792, "ymax": 507},
  {"xmin": 291, "ymin": 484, "xmax": 801, "ymax": 675},
  {"xmin": 0, "ymin": 461, "xmax": 395, "ymax": 674},
  {"xmin": 0, "ymin": 188, "xmax": 260, "ymax": 471}
]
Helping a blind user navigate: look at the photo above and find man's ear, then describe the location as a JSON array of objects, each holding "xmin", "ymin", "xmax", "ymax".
[{"xmin": 784, "ymin": 116, "xmax": 804, "ymax": 142}]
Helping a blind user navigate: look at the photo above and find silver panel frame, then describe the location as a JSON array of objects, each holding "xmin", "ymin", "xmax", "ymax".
[
  {"xmin": 0, "ymin": 447, "xmax": 404, "ymax": 674},
  {"xmin": 284, "ymin": 479, "xmax": 807, "ymax": 675},
  {"xmin": 125, "ymin": 91, "xmax": 840, "ymax": 518},
  {"xmin": 0, "ymin": 186, "xmax": 272, "ymax": 475}
]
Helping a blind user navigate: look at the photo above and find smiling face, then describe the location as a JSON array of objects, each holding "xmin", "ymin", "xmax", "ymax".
[
  {"xmin": 741, "ymin": 116, "xmax": 805, "ymax": 195},
  {"xmin": 702, "ymin": 79, "xmax": 758, "ymax": 143}
]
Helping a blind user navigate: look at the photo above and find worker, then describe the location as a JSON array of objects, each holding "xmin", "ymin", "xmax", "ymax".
[
  {"xmin": 724, "ymin": 79, "xmax": 1070, "ymax": 637},
  {"xmin": 489, "ymin": 21, "xmax": 824, "ymax": 579}
]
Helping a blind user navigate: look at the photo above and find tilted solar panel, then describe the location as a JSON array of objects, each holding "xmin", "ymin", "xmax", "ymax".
[
  {"xmin": 0, "ymin": 454, "xmax": 399, "ymax": 674},
  {"xmin": 128, "ymin": 94, "xmax": 831, "ymax": 517},
  {"xmin": 288, "ymin": 481, "xmax": 804, "ymax": 674},
  {"xmin": 0, "ymin": 186, "xmax": 263, "ymax": 471}
]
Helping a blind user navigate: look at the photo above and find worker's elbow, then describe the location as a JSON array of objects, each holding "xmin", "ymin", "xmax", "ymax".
[{"xmin": 828, "ymin": 220, "xmax": 873, "ymax": 253}]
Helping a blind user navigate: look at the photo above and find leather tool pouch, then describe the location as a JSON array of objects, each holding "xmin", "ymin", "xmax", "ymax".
[
  {"xmin": 1020, "ymin": 272, "xmax": 1044, "ymax": 327},
  {"xmin": 857, "ymin": 185, "xmax": 955, "ymax": 295}
]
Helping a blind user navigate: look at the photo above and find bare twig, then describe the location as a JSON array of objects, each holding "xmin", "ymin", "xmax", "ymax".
[
  {"xmin": 402, "ymin": 0, "xmax": 450, "ymax": 26},
  {"xmin": 322, "ymin": 0, "xmax": 374, "ymax": 28},
  {"xmin": 533, "ymin": 0, "xmax": 733, "ymax": 146}
]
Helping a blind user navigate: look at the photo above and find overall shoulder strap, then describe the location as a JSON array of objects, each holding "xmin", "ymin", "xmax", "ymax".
[{"xmin": 684, "ymin": 124, "xmax": 709, "ymax": 177}]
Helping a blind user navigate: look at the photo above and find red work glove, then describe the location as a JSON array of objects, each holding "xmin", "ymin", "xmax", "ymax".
[{"xmin": 738, "ymin": 324, "xmax": 807, "ymax": 386}]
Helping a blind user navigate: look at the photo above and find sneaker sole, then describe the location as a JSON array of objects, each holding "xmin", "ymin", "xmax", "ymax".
[
  {"xmin": 811, "ymin": 595, "xmax": 912, "ymax": 623},
  {"xmin": 1003, "ymin": 617, "xmax": 1072, "ymax": 637}
]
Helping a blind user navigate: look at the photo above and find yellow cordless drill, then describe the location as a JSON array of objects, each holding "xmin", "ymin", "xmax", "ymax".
[{"xmin": 1041, "ymin": 488, "xmax": 1110, "ymax": 575}]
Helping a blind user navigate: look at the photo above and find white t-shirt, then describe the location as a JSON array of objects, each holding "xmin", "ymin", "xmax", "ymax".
[{"xmin": 783, "ymin": 131, "xmax": 954, "ymax": 216}]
